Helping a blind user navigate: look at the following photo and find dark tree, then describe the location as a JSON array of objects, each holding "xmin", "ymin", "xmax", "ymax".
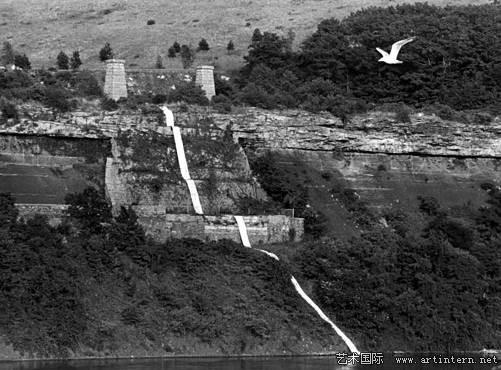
[
  {"xmin": 56, "ymin": 51, "xmax": 69, "ymax": 70},
  {"xmin": 167, "ymin": 81, "xmax": 209, "ymax": 105},
  {"xmin": 1, "ymin": 41, "xmax": 14, "ymax": 65},
  {"xmin": 244, "ymin": 31, "xmax": 293, "ymax": 72},
  {"xmin": 65, "ymin": 187, "xmax": 112, "ymax": 233},
  {"xmin": 198, "ymin": 38, "xmax": 210, "ymax": 51},
  {"xmin": 0, "ymin": 193, "xmax": 18, "ymax": 226},
  {"xmin": 13, "ymin": 54, "xmax": 31, "ymax": 70},
  {"xmin": 44, "ymin": 86, "xmax": 72, "ymax": 113},
  {"xmin": 70, "ymin": 51, "xmax": 82, "ymax": 69},
  {"xmin": 173, "ymin": 41, "xmax": 181, "ymax": 53},
  {"xmin": 109, "ymin": 206, "xmax": 149, "ymax": 265},
  {"xmin": 99, "ymin": 42, "xmax": 113, "ymax": 62},
  {"xmin": 296, "ymin": 3, "xmax": 501, "ymax": 109},
  {"xmin": 167, "ymin": 46, "xmax": 176, "ymax": 58},
  {"xmin": 0, "ymin": 98, "xmax": 18, "ymax": 122},
  {"xmin": 74, "ymin": 71, "xmax": 102, "ymax": 97},
  {"xmin": 180, "ymin": 44, "xmax": 194, "ymax": 69},
  {"xmin": 251, "ymin": 28, "xmax": 263, "ymax": 45},
  {"xmin": 226, "ymin": 40, "xmax": 235, "ymax": 53}
]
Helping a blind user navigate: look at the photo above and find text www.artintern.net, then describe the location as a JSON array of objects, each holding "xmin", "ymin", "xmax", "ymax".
[{"xmin": 334, "ymin": 353, "xmax": 499, "ymax": 366}]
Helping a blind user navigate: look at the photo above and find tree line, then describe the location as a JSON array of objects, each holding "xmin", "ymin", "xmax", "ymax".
[{"xmin": 228, "ymin": 3, "xmax": 501, "ymax": 113}]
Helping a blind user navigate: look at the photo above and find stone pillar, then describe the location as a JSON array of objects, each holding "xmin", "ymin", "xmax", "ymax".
[
  {"xmin": 195, "ymin": 65, "xmax": 215, "ymax": 101},
  {"xmin": 104, "ymin": 59, "xmax": 127, "ymax": 101}
]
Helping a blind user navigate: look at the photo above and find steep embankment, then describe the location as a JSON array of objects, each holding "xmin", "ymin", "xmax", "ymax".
[
  {"xmin": 0, "ymin": 198, "xmax": 346, "ymax": 360},
  {"xmin": 189, "ymin": 107, "xmax": 500, "ymax": 352},
  {"xmin": 0, "ymin": 106, "xmax": 349, "ymax": 360},
  {"xmin": 1, "ymin": 105, "xmax": 500, "ymax": 355}
]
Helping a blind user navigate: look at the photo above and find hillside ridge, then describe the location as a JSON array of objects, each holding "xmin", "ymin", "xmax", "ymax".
[{"xmin": 0, "ymin": 0, "xmax": 490, "ymax": 69}]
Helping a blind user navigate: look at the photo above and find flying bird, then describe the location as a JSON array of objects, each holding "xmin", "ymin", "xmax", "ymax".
[{"xmin": 376, "ymin": 37, "xmax": 415, "ymax": 64}]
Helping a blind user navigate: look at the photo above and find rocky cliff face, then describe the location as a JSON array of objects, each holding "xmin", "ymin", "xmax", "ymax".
[
  {"xmin": 0, "ymin": 134, "xmax": 110, "ymax": 204},
  {"xmin": 192, "ymin": 108, "xmax": 501, "ymax": 212},
  {"xmin": 0, "ymin": 107, "xmax": 264, "ymax": 217},
  {"xmin": 0, "ymin": 108, "xmax": 303, "ymax": 243},
  {"xmin": 2, "ymin": 105, "xmax": 499, "ymax": 235},
  {"xmin": 204, "ymin": 108, "xmax": 501, "ymax": 157}
]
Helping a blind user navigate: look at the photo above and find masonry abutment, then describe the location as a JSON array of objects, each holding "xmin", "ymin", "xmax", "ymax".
[
  {"xmin": 104, "ymin": 59, "xmax": 127, "ymax": 101},
  {"xmin": 195, "ymin": 65, "xmax": 216, "ymax": 100}
]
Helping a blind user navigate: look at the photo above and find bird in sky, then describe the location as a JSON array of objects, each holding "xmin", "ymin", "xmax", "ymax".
[{"xmin": 376, "ymin": 37, "xmax": 415, "ymax": 64}]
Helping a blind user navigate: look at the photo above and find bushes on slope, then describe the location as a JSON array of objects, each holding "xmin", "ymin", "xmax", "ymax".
[
  {"xmin": 237, "ymin": 3, "xmax": 501, "ymax": 113},
  {"xmin": 0, "ymin": 188, "xmax": 334, "ymax": 357},
  {"xmin": 293, "ymin": 189, "xmax": 501, "ymax": 351}
]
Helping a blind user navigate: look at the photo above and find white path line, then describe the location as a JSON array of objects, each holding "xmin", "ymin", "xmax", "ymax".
[
  {"xmin": 234, "ymin": 215, "xmax": 251, "ymax": 248},
  {"xmin": 290, "ymin": 276, "xmax": 359, "ymax": 353},
  {"xmin": 233, "ymin": 213, "xmax": 359, "ymax": 352},
  {"xmin": 161, "ymin": 107, "xmax": 203, "ymax": 215},
  {"xmin": 172, "ymin": 126, "xmax": 191, "ymax": 180},
  {"xmin": 185, "ymin": 179, "xmax": 203, "ymax": 215},
  {"xmin": 162, "ymin": 105, "xmax": 359, "ymax": 353}
]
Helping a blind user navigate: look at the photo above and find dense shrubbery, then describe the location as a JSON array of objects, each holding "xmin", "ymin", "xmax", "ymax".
[
  {"xmin": 0, "ymin": 69, "xmax": 102, "ymax": 114},
  {"xmin": 234, "ymin": 3, "xmax": 501, "ymax": 115},
  {"xmin": 101, "ymin": 97, "xmax": 119, "ymax": 111},
  {"xmin": 293, "ymin": 188, "xmax": 501, "ymax": 351},
  {"xmin": 211, "ymin": 94, "xmax": 232, "ymax": 113},
  {"xmin": 0, "ymin": 188, "xmax": 333, "ymax": 357},
  {"xmin": 249, "ymin": 148, "xmax": 500, "ymax": 350},
  {"xmin": 167, "ymin": 81, "xmax": 209, "ymax": 105},
  {"xmin": 44, "ymin": 85, "xmax": 74, "ymax": 113},
  {"xmin": 248, "ymin": 151, "xmax": 328, "ymax": 238},
  {"xmin": 0, "ymin": 194, "xmax": 86, "ymax": 357},
  {"xmin": 73, "ymin": 71, "xmax": 102, "ymax": 97},
  {"xmin": 0, "ymin": 189, "xmax": 146, "ymax": 357},
  {"xmin": 109, "ymin": 82, "xmax": 208, "ymax": 109},
  {"xmin": 0, "ymin": 97, "xmax": 18, "ymax": 122}
]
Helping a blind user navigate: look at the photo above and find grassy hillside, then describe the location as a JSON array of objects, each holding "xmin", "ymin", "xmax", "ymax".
[{"xmin": 0, "ymin": 0, "xmax": 491, "ymax": 70}]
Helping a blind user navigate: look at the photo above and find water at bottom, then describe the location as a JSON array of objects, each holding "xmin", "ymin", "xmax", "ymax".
[{"xmin": 0, "ymin": 354, "xmax": 498, "ymax": 370}]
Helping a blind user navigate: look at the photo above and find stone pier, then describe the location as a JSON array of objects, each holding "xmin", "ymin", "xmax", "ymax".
[
  {"xmin": 104, "ymin": 59, "xmax": 127, "ymax": 101},
  {"xmin": 195, "ymin": 65, "xmax": 215, "ymax": 100}
]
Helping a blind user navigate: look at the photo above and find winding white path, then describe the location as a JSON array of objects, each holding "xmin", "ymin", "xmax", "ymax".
[
  {"xmin": 161, "ymin": 106, "xmax": 359, "ymax": 353},
  {"xmin": 234, "ymin": 215, "xmax": 251, "ymax": 248},
  {"xmin": 161, "ymin": 106, "xmax": 203, "ymax": 215},
  {"xmin": 234, "ymin": 215, "xmax": 359, "ymax": 353},
  {"xmin": 290, "ymin": 277, "xmax": 359, "ymax": 352}
]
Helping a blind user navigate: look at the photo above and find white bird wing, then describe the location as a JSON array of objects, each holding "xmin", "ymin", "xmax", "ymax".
[
  {"xmin": 376, "ymin": 47, "xmax": 389, "ymax": 58},
  {"xmin": 389, "ymin": 37, "xmax": 415, "ymax": 59}
]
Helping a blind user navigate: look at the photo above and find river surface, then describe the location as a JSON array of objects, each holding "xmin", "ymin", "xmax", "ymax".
[{"xmin": 0, "ymin": 355, "xmax": 498, "ymax": 370}]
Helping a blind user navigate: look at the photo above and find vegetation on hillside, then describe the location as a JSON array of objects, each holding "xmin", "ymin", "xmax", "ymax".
[
  {"xmin": 211, "ymin": 3, "xmax": 501, "ymax": 119},
  {"xmin": 0, "ymin": 189, "xmax": 340, "ymax": 358},
  {"xmin": 0, "ymin": 66, "xmax": 213, "ymax": 120},
  {"xmin": 2, "ymin": 4, "xmax": 500, "ymax": 122},
  {"xmin": 263, "ymin": 180, "xmax": 501, "ymax": 351},
  {"xmin": 247, "ymin": 148, "xmax": 501, "ymax": 351},
  {"xmin": 247, "ymin": 151, "xmax": 329, "ymax": 238},
  {"xmin": 1, "ymin": 0, "xmax": 491, "ymax": 70}
]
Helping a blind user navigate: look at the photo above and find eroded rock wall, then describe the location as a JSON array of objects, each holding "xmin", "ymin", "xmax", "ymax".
[
  {"xmin": 199, "ymin": 108, "xmax": 501, "ymax": 211},
  {"xmin": 0, "ymin": 134, "xmax": 110, "ymax": 204},
  {"xmin": 0, "ymin": 109, "xmax": 300, "ymax": 243}
]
